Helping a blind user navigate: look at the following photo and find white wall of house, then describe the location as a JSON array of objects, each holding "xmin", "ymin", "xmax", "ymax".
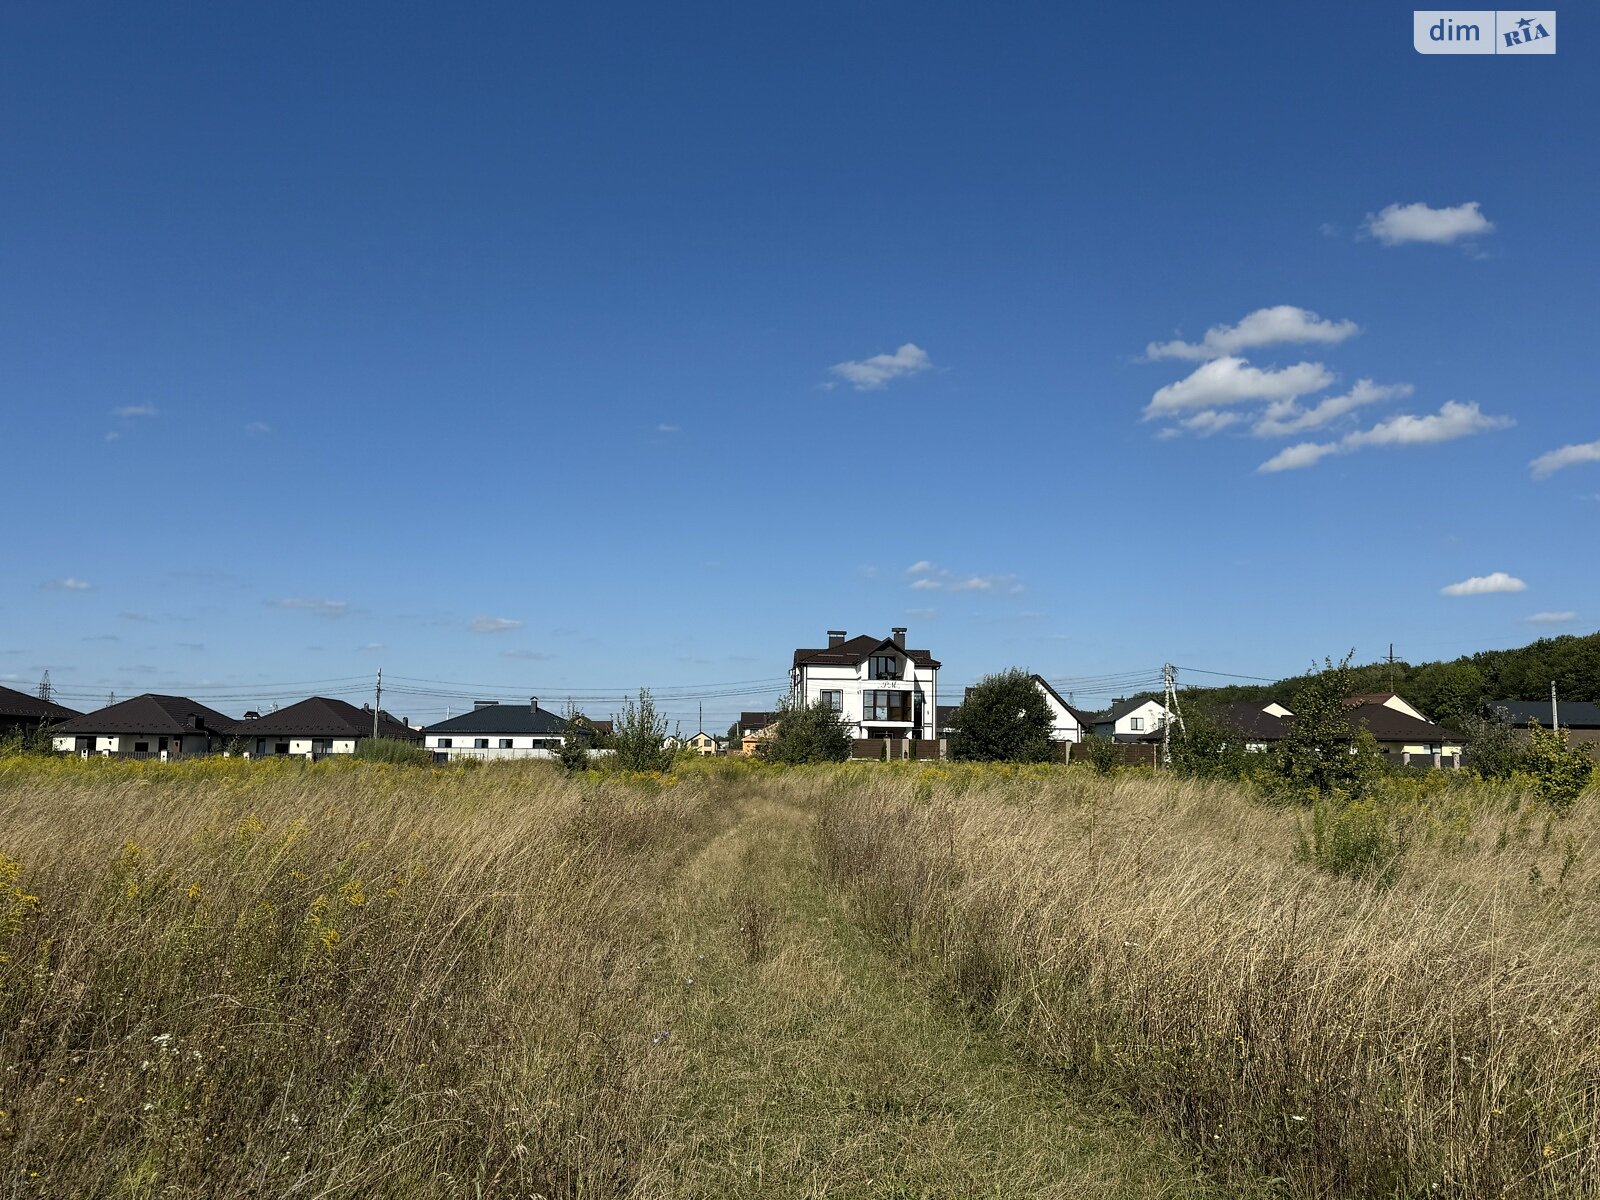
[
  {"xmin": 792, "ymin": 647, "xmax": 938, "ymax": 740},
  {"xmin": 248, "ymin": 737, "xmax": 359, "ymax": 757},
  {"xmin": 1034, "ymin": 685, "xmax": 1087, "ymax": 742},
  {"xmin": 1103, "ymin": 700, "xmax": 1172, "ymax": 739},
  {"xmin": 424, "ymin": 733, "xmax": 565, "ymax": 762},
  {"xmin": 53, "ymin": 732, "xmax": 213, "ymax": 756}
]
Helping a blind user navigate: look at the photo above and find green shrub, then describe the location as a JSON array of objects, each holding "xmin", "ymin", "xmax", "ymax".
[
  {"xmin": 760, "ymin": 697, "xmax": 850, "ymax": 764},
  {"xmin": 1296, "ymin": 791, "xmax": 1409, "ymax": 885},
  {"xmin": 949, "ymin": 669, "xmax": 1055, "ymax": 763},
  {"xmin": 609, "ymin": 690, "xmax": 675, "ymax": 773},
  {"xmin": 1520, "ymin": 721, "xmax": 1595, "ymax": 812}
]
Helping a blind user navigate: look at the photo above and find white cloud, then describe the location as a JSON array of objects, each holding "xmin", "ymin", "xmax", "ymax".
[
  {"xmin": 1253, "ymin": 380, "xmax": 1414, "ymax": 438},
  {"xmin": 1347, "ymin": 401, "xmax": 1512, "ymax": 448},
  {"xmin": 1257, "ymin": 442, "xmax": 1344, "ymax": 473},
  {"xmin": 948, "ymin": 577, "xmax": 995, "ymax": 592},
  {"xmin": 113, "ymin": 405, "xmax": 159, "ymax": 418},
  {"xmin": 910, "ymin": 577, "xmax": 941, "ymax": 591},
  {"xmin": 1363, "ymin": 201, "xmax": 1494, "ymax": 246},
  {"xmin": 245, "ymin": 421, "xmax": 272, "ymax": 436},
  {"xmin": 655, "ymin": 423, "xmax": 680, "ymax": 434},
  {"xmin": 104, "ymin": 431, "xmax": 121, "ymax": 443},
  {"xmin": 1145, "ymin": 306, "xmax": 1359, "ymax": 362},
  {"xmin": 1530, "ymin": 439, "xmax": 1600, "ymax": 480},
  {"xmin": 44, "ymin": 577, "xmax": 93, "ymax": 591},
  {"xmin": 1256, "ymin": 401, "xmax": 1511, "ymax": 472},
  {"xmin": 1146, "ymin": 358, "xmax": 1333, "ymax": 418},
  {"xmin": 1175, "ymin": 410, "xmax": 1244, "ymax": 437},
  {"xmin": 469, "ymin": 615, "xmax": 523, "ymax": 634},
  {"xmin": 830, "ymin": 343, "xmax": 931, "ymax": 391},
  {"xmin": 270, "ymin": 597, "xmax": 350, "ymax": 617},
  {"xmin": 358, "ymin": 642, "xmax": 385, "ymax": 652},
  {"xmin": 905, "ymin": 560, "xmax": 934, "ymax": 575},
  {"xmin": 1441, "ymin": 572, "xmax": 1527, "ymax": 597},
  {"xmin": 1527, "ymin": 612, "xmax": 1577, "ymax": 625}
]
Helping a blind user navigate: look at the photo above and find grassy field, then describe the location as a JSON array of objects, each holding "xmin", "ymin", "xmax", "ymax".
[{"xmin": 1, "ymin": 756, "xmax": 1595, "ymax": 1197}]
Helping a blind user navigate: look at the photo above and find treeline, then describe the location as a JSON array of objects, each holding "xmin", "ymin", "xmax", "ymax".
[{"xmin": 1170, "ymin": 631, "xmax": 1600, "ymax": 730}]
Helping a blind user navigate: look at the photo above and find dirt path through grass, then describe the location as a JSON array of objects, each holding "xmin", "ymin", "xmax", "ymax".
[{"xmin": 644, "ymin": 787, "xmax": 1227, "ymax": 1199}]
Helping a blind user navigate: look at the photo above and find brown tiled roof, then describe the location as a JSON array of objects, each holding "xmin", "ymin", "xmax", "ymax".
[
  {"xmin": 738, "ymin": 711, "xmax": 777, "ymax": 732},
  {"xmin": 1343, "ymin": 703, "xmax": 1451, "ymax": 744},
  {"xmin": 233, "ymin": 697, "xmax": 419, "ymax": 741},
  {"xmin": 51, "ymin": 694, "xmax": 237, "ymax": 737},
  {"xmin": 792, "ymin": 634, "xmax": 940, "ymax": 670},
  {"xmin": 0, "ymin": 685, "xmax": 80, "ymax": 723},
  {"xmin": 1212, "ymin": 702, "xmax": 1290, "ymax": 741}
]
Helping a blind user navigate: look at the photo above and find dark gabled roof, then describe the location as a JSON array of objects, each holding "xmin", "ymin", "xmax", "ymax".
[
  {"xmin": 1029, "ymin": 676, "xmax": 1096, "ymax": 729},
  {"xmin": 739, "ymin": 710, "xmax": 777, "ymax": 731},
  {"xmin": 1489, "ymin": 700, "xmax": 1600, "ymax": 730},
  {"xmin": 51, "ymin": 693, "xmax": 236, "ymax": 737},
  {"xmin": 1096, "ymin": 696, "xmax": 1164, "ymax": 724},
  {"xmin": 1212, "ymin": 702, "xmax": 1290, "ymax": 741},
  {"xmin": 1343, "ymin": 703, "xmax": 1451, "ymax": 744},
  {"xmin": 0, "ymin": 685, "xmax": 80, "ymax": 723},
  {"xmin": 792, "ymin": 634, "xmax": 941, "ymax": 670},
  {"xmin": 422, "ymin": 702, "xmax": 568, "ymax": 737},
  {"xmin": 233, "ymin": 697, "xmax": 419, "ymax": 741}
]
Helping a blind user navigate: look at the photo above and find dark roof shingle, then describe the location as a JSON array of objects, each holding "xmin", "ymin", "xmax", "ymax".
[
  {"xmin": 422, "ymin": 703, "xmax": 568, "ymax": 737},
  {"xmin": 232, "ymin": 697, "xmax": 419, "ymax": 741},
  {"xmin": 0, "ymin": 685, "xmax": 80, "ymax": 723},
  {"xmin": 51, "ymin": 694, "xmax": 237, "ymax": 737},
  {"xmin": 792, "ymin": 634, "xmax": 940, "ymax": 670}
]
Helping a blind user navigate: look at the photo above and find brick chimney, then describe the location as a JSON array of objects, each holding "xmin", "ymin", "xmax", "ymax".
[
  {"xmin": 530, "ymin": 696, "xmax": 539, "ymax": 714},
  {"xmin": 827, "ymin": 630, "xmax": 846, "ymax": 648},
  {"xmin": 891, "ymin": 627, "xmax": 906, "ymax": 649}
]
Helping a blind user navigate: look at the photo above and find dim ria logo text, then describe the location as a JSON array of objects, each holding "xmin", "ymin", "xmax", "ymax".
[{"xmin": 1414, "ymin": 10, "xmax": 1556, "ymax": 53}]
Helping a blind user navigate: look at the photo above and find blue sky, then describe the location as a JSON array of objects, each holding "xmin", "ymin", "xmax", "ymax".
[{"xmin": 3, "ymin": 2, "xmax": 1595, "ymax": 727}]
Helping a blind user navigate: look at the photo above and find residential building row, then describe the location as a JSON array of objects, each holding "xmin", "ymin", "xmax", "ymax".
[{"xmin": 5, "ymin": 625, "xmax": 1593, "ymax": 766}]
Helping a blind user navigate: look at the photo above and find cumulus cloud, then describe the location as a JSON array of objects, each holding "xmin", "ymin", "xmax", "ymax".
[
  {"xmin": 654, "ymin": 423, "xmax": 680, "ymax": 434},
  {"xmin": 905, "ymin": 560, "xmax": 934, "ymax": 575},
  {"xmin": 43, "ymin": 577, "xmax": 93, "ymax": 591},
  {"xmin": 906, "ymin": 567, "xmax": 1018, "ymax": 593},
  {"xmin": 1527, "ymin": 612, "xmax": 1577, "ymax": 625},
  {"xmin": 1441, "ymin": 572, "xmax": 1527, "ymax": 596},
  {"xmin": 1145, "ymin": 306, "xmax": 1359, "ymax": 362},
  {"xmin": 113, "ymin": 405, "xmax": 159, "ymax": 418},
  {"xmin": 1257, "ymin": 401, "xmax": 1512, "ymax": 473},
  {"xmin": 1177, "ymin": 410, "xmax": 1244, "ymax": 437},
  {"xmin": 1530, "ymin": 439, "xmax": 1600, "ymax": 480},
  {"xmin": 469, "ymin": 615, "xmax": 523, "ymax": 634},
  {"xmin": 1253, "ymin": 380, "xmax": 1414, "ymax": 438},
  {"xmin": 830, "ymin": 343, "xmax": 931, "ymax": 391},
  {"xmin": 270, "ymin": 597, "xmax": 350, "ymax": 617},
  {"xmin": 1363, "ymin": 201, "xmax": 1494, "ymax": 246},
  {"xmin": 1146, "ymin": 358, "xmax": 1333, "ymax": 418}
]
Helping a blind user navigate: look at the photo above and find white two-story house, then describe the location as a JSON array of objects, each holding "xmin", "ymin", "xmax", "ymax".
[
  {"xmin": 790, "ymin": 628, "xmax": 940, "ymax": 741},
  {"xmin": 1091, "ymin": 697, "xmax": 1174, "ymax": 742}
]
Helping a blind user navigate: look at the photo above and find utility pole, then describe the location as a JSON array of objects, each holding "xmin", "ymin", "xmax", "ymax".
[
  {"xmin": 373, "ymin": 668, "xmax": 383, "ymax": 741},
  {"xmin": 37, "ymin": 671, "xmax": 51, "ymax": 704},
  {"xmin": 1160, "ymin": 663, "xmax": 1187, "ymax": 767},
  {"xmin": 1386, "ymin": 643, "xmax": 1398, "ymax": 693},
  {"xmin": 1552, "ymin": 680, "xmax": 1559, "ymax": 731}
]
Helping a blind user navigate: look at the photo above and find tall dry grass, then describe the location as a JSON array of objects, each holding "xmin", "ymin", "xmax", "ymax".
[
  {"xmin": 0, "ymin": 757, "xmax": 725, "ymax": 1198},
  {"xmin": 816, "ymin": 765, "xmax": 1600, "ymax": 1198}
]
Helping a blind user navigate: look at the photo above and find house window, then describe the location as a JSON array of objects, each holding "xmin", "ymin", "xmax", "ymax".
[
  {"xmin": 134, "ymin": 741, "xmax": 150, "ymax": 753},
  {"xmin": 862, "ymin": 691, "xmax": 912, "ymax": 722},
  {"xmin": 275, "ymin": 742, "xmax": 290, "ymax": 756},
  {"xmin": 1130, "ymin": 717, "xmax": 1144, "ymax": 731},
  {"xmin": 438, "ymin": 737, "xmax": 453, "ymax": 748},
  {"xmin": 499, "ymin": 738, "xmax": 514, "ymax": 749},
  {"xmin": 869, "ymin": 655, "xmax": 900, "ymax": 680},
  {"xmin": 474, "ymin": 738, "xmax": 489, "ymax": 749},
  {"xmin": 822, "ymin": 690, "xmax": 843, "ymax": 711}
]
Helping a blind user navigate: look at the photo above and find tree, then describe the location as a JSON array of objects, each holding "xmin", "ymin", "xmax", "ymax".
[
  {"xmin": 554, "ymin": 702, "xmax": 590, "ymax": 772},
  {"xmin": 1520, "ymin": 721, "xmax": 1595, "ymax": 811},
  {"xmin": 610, "ymin": 689, "xmax": 675, "ymax": 772},
  {"xmin": 1170, "ymin": 705, "xmax": 1250, "ymax": 779},
  {"xmin": 949, "ymin": 668, "xmax": 1055, "ymax": 763},
  {"xmin": 1461, "ymin": 707, "xmax": 1523, "ymax": 779},
  {"xmin": 1275, "ymin": 654, "xmax": 1384, "ymax": 801},
  {"xmin": 760, "ymin": 697, "xmax": 850, "ymax": 764}
]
